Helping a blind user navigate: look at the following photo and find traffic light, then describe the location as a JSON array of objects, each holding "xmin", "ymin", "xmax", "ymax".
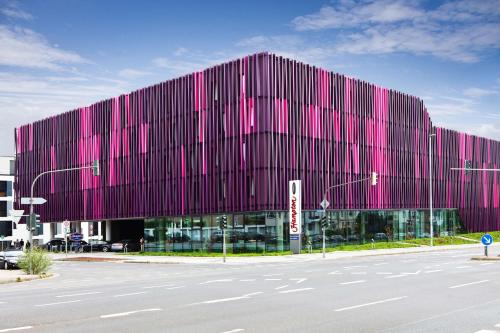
[
  {"xmin": 464, "ymin": 160, "xmax": 472, "ymax": 174},
  {"xmin": 371, "ymin": 172, "xmax": 378, "ymax": 186},
  {"xmin": 320, "ymin": 216, "xmax": 328, "ymax": 229},
  {"xmin": 93, "ymin": 160, "xmax": 100, "ymax": 176},
  {"xmin": 27, "ymin": 213, "xmax": 41, "ymax": 231},
  {"xmin": 219, "ymin": 215, "xmax": 227, "ymax": 229}
]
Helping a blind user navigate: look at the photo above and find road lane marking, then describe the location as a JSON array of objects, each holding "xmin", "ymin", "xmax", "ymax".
[
  {"xmin": 455, "ymin": 266, "xmax": 471, "ymax": 269},
  {"xmin": 197, "ymin": 292, "xmax": 263, "ymax": 304},
  {"xmin": 480, "ymin": 263, "xmax": 493, "ymax": 266},
  {"xmin": 200, "ymin": 279, "xmax": 233, "ymax": 285},
  {"xmin": 166, "ymin": 286, "xmax": 185, "ymax": 290},
  {"xmin": 424, "ymin": 269, "xmax": 443, "ymax": 274},
  {"xmin": 334, "ymin": 296, "xmax": 407, "ymax": 312},
  {"xmin": 35, "ymin": 300, "xmax": 81, "ymax": 307},
  {"xmin": 220, "ymin": 329, "xmax": 244, "ymax": 333},
  {"xmin": 340, "ymin": 280, "xmax": 366, "ymax": 285},
  {"xmin": 473, "ymin": 330, "xmax": 496, "ymax": 333},
  {"xmin": 376, "ymin": 272, "xmax": 392, "ymax": 275},
  {"xmin": 56, "ymin": 291, "xmax": 102, "ymax": 298},
  {"xmin": 373, "ymin": 262, "xmax": 388, "ymax": 266},
  {"xmin": 351, "ymin": 272, "xmax": 367, "ymax": 275},
  {"xmin": 449, "ymin": 280, "xmax": 490, "ymax": 289},
  {"xmin": 401, "ymin": 270, "xmax": 421, "ymax": 275},
  {"xmin": 279, "ymin": 288, "xmax": 314, "ymax": 294},
  {"xmin": 328, "ymin": 271, "xmax": 342, "ymax": 275},
  {"xmin": 275, "ymin": 285, "xmax": 289, "ymax": 290},
  {"xmin": 142, "ymin": 284, "xmax": 175, "ymax": 289},
  {"xmin": 114, "ymin": 292, "xmax": 148, "ymax": 297},
  {"xmin": 239, "ymin": 279, "xmax": 256, "ymax": 282},
  {"xmin": 0, "ymin": 326, "xmax": 33, "ymax": 332},
  {"xmin": 385, "ymin": 275, "xmax": 406, "ymax": 279},
  {"xmin": 100, "ymin": 308, "xmax": 162, "ymax": 319},
  {"xmin": 265, "ymin": 278, "xmax": 282, "ymax": 281},
  {"xmin": 290, "ymin": 278, "xmax": 307, "ymax": 284},
  {"xmin": 263, "ymin": 274, "xmax": 283, "ymax": 277}
]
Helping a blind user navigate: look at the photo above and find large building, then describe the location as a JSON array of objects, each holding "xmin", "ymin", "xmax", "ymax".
[{"xmin": 14, "ymin": 53, "xmax": 500, "ymax": 252}]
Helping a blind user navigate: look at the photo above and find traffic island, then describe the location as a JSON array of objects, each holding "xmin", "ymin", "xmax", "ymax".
[
  {"xmin": 55, "ymin": 257, "xmax": 124, "ymax": 262},
  {"xmin": 470, "ymin": 256, "xmax": 500, "ymax": 261},
  {"xmin": 0, "ymin": 270, "xmax": 54, "ymax": 284}
]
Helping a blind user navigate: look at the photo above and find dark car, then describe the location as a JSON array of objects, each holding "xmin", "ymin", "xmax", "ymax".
[
  {"xmin": 167, "ymin": 232, "xmax": 191, "ymax": 242},
  {"xmin": 329, "ymin": 234, "xmax": 346, "ymax": 243},
  {"xmin": 82, "ymin": 240, "xmax": 111, "ymax": 252},
  {"xmin": 111, "ymin": 239, "xmax": 140, "ymax": 252},
  {"xmin": 0, "ymin": 249, "xmax": 24, "ymax": 269},
  {"xmin": 373, "ymin": 233, "xmax": 388, "ymax": 241},
  {"xmin": 44, "ymin": 239, "xmax": 66, "ymax": 251}
]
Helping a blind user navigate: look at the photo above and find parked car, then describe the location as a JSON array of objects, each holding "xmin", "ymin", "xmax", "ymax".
[
  {"xmin": 374, "ymin": 233, "xmax": 388, "ymax": 241},
  {"xmin": 82, "ymin": 240, "xmax": 111, "ymax": 252},
  {"xmin": 329, "ymin": 234, "xmax": 346, "ymax": 243},
  {"xmin": 166, "ymin": 232, "xmax": 191, "ymax": 242},
  {"xmin": 347, "ymin": 234, "xmax": 360, "ymax": 242},
  {"xmin": 111, "ymin": 239, "xmax": 140, "ymax": 252},
  {"xmin": 44, "ymin": 239, "xmax": 66, "ymax": 251},
  {"xmin": 0, "ymin": 249, "xmax": 25, "ymax": 269}
]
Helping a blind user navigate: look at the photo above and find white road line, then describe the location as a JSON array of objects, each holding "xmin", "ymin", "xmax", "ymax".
[
  {"xmin": 279, "ymin": 288, "xmax": 314, "ymax": 294},
  {"xmin": 200, "ymin": 279, "xmax": 233, "ymax": 285},
  {"xmin": 263, "ymin": 274, "xmax": 283, "ymax": 277},
  {"xmin": 239, "ymin": 279, "xmax": 256, "ymax": 282},
  {"xmin": 376, "ymin": 272, "xmax": 392, "ymax": 275},
  {"xmin": 455, "ymin": 266, "xmax": 471, "ymax": 269},
  {"xmin": 424, "ymin": 269, "xmax": 443, "ymax": 274},
  {"xmin": 373, "ymin": 262, "xmax": 388, "ymax": 266},
  {"xmin": 480, "ymin": 263, "xmax": 493, "ymax": 266},
  {"xmin": 351, "ymin": 272, "xmax": 367, "ymax": 275},
  {"xmin": 334, "ymin": 296, "xmax": 407, "ymax": 312},
  {"xmin": 275, "ymin": 285, "xmax": 289, "ymax": 290},
  {"xmin": 220, "ymin": 329, "xmax": 244, "ymax": 333},
  {"xmin": 473, "ymin": 330, "xmax": 496, "ymax": 333},
  {"xmin": 56, "ymin": 291, "xmax": 102, "ymax": 298},
  {"xmin": 35, "ymin": 300, "xmax": 81, "ymax": 307},
  {"xmin": 265, "ymin": 278, "xmax": 282, "ymax": 281},
  {"xmin": 328, "ymin": 271, "xmax": 342, "ymax": 275},
  {"xmin": 291, "ymin": 278, "xmax": 307, "ymax": 284},
  {"xmin": 385, "ymin": 275, "xmax": 407, "ymax": 279},
  {"xmin": 340, "ymin": 280, "xmax": 366, "ymax": 285},
  {"xmin": 142, "ymin": 284, "xmax": 175, "ymax": 289},
  {"xmin": 449, "ymin": 280, "xmax": 490, "ymax": 289},
  {"xmin": 166, "ymin": 286, "xmax": 185, "ymax": 290},
  {"xmin": 114, "ymin": 292, "xmax": 148, "ymax": 297},
  {"xmin": 100, "ymin": 308, "xmax": 161, "ymax": 319},
  {"xmin": 198, "ymin": 292, "xmax": 263, "ymax": 304},
  {"xmin": 0, "ymin": 326, "xmax": 33, "ymax": 332}
]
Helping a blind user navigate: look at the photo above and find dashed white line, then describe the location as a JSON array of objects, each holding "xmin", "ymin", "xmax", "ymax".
[
  {"xmin": 265, "ymin": 278, "xmax": 282, "ymax": 281},
  {"xmin": 220, "ymin": 329, "xmax": 244, "ymax": 333},
  {"xmin": 424, "ymin": 269, "xmax": 443, "ymax": 274},
  {"xmin": 385, "ymin": 275, "xmax": 406, "ymax": 279},
  {"xmin": 328, "ymin": 271, "xmax": 342, "ymax": 275},
  {"xmin": 100, "ymin": 308, "xmax": 162, "ymax": 319},
  {"xmin": 200, "ymin": 279, "xmax": 233, "ymax": 285},
  {"xmin": 166, "ymin": 286, "xmax": 185, "ymax": 290},
  {"xmin": 455, "ymin": 266, "xmax": 471, "ymax": 269},
  {"xmin": 376, "ymin": 272, "xmax": 392, "ymax": 275},
  {"xmin": 0, "ymin": 326, "xmax": 33, "ymax": 332},
  {"xmin": 56, "ymin": 291, "xmax": 102, "ymax": 298},
  {"xmin": 473, "ymin": 330, "xmax": 496, "ymax": 333},
  {"xmin": 340, "ymin": 280, "xmax": 366, "ymax": 285},
  {"xmin": 449, "ymin": 280, "xmax": 489, "ymax": 289},
  {"xmin": 373, "ymin": 262, "xmax": 388, "ymax": 266},
  {"xmin": 239, "ymin": 279, "xmax": 256, "ymax": 282},
  {"xmin": 279, "ymin": 288, "xmax": 314, "ymax": 294},
  {"xmin": 197, "ymin": 292, "xmax": 263, "ymax": 304},
  {"xmin": 35, "ymin": 300, "xmax": 82, "ymax": 307},
  {"xmin": 334, "ymin": 296, "xmax": 407, "ymax": 312},
  {"xmin": 114, "ymin": 292, "xmax": 148, "ymax": 298},
  {"xmin": 290, "ymin": 278, "xmax": 307, "ymax": 284},
  {"xmin": 142, "ymin": 284, "xmax": 175, "ymax": 289},
  {"xmin": 275, "ymin": 285, "xmax": 289, "ymax": 290}
]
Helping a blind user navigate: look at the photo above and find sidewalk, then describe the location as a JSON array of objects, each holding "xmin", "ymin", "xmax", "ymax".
[
  {"xmin": 49, "ymin": 242, "xmax": 500, "ymax": 265},
  {"xmin": 0, "ymin": 270, "xmax": 43, "ymax": 284}
]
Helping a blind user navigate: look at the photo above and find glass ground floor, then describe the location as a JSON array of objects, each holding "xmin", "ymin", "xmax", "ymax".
[{"xmin": 143, "ymin": 209, "xmax": 462, "ymax": 253}]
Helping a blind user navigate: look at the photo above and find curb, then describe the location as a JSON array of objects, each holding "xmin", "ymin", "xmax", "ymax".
[
  {"xmin": 470, "ymin": 256, "xmax": 500, "ymax": 261},
  {"xmin": 0, "ymin": 272, "xmax": 56, "ymax": 284}
]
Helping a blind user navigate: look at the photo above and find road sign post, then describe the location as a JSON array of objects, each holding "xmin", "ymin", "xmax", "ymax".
[{"xmin": 481, "ymin": 234, "xmax": 493, "ymax": 257}]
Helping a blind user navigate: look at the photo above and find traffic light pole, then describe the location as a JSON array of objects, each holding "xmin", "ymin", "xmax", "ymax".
[
  {"xmin": 223, "ymin": 228, "xmax": 226, "ymax": 263},
  {"xmin": 27, "ymin": 161, "xmax": 100, "ymax": 260},
  {"xmin": 322, "ymin": 226, "xmax": 326, "ymax": 259}
]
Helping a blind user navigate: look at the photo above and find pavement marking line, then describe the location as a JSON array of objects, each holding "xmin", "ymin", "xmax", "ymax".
[
  {"xmin": 0, "ymin": 326, "xmax": 33, "ymax": 332},
  {"xmin": 279, "ymin": 288, "xmax": 314, "ymax": 294},
  {"xmin": 166, "ymin": 286, "xmax": 185, "ymax": 290},
  {"xmin": 239, "ymin": 279, "xmax": 256, "ymax": 282},
  {"xmin": 376, "ymin": 272, "xmax": 392, "ymax": 275},
  {"xmin": 373, "ymin": 262, "xmax": 388, "ymax": 266},
  {"xmin": 200, "ymin": 279, "xmax": 233, "ymax": 285},
  {"xmin": 473, "ymin": 330, "xmax": 496, "ymax": 333},
  {"xmin": 290, "ymin": 278, "xmax": 307, "ymax": 284},
  {"xmin": 480, "ymin": 263, "xmax": 494, "ymax": 266},
  {"xmin": 449, "ymin": 280, "xmax": 490, "ymax": 289},
  {"xmin": 334, "ymin": 296, "xmax": 407, "ymax": 312},
  {"xmin": 56, "ymin": 291, "xmax": 102, "ymax": 298},
  {"xmin": 424, "ymin": 269, "xmax": 443, "ymax": 274},
  {"xmin": 328, "ymin": 271, "xmax": 342, "ymax": 275},
  {"xmin": 142, "ymin": 284, "xmax": 175, "ymax": 289},
  {"xmin": 401, "ymin": 270, "xmax": 421, "ymax": 275},
  {"xmin": 385, "ymin": 275, "xmax": 407, "ymax": 279},
  {"xmin": 265, "ymin": 278, "xmax": 282, "ymax": 281},
  {"xmin": 100, "ymin": 308, "xmax": 162, "ymax": 319},
  {"xmin": 219, "ymin": 329, "xmax": 244, "ymax": 333},
  {"xmin": 275, "ymin": 285, "xmax": 289, "ymax": 290},
  {"xmin": 340, "ymin": 280, "xmax": 366, "ymax": 285},
  {"xmin": 113, "ymin": 291, "xmax": 148, "ymax": 297},
  {"xmin": 455, "ymin": 266, "xmax": 471, "ymax": 269},
  {"xmin": 199, "ymin": 292, "xmax": 263, "ymax": 304},
  {"xmin": 35, "ymin": 300, "xmax": 82, "ymax": 307},
  {"xmin": 351, "ymin": 272, "xmax": 367, "ymax": 275}
]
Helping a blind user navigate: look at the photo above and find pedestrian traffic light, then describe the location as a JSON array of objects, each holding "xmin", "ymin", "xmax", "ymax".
[
  {"xmin": 220, "ymin": 215, "xmax": 227, "ymax": 229},
  {"xmin": 93, "ymin": 160, "xmax": 100, "ymax": 176},
  {"xmin": 27, "ymin": 213, "xmax": 41, "ymax": 231},
  {"xmin": 320, "ymin": 216, "xmax": 328, "ymax": 229},
  {"xmin": 371, "ymin": 172, "xmax": 378, "ymax": 186},
  {"xmin": 464, "ymin": 159, "xmax": 472, "ymax": 174}
]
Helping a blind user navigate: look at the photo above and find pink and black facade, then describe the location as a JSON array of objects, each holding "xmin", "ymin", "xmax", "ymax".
[{"xmin": 14, "ymin": 53, "xmax": 500, "ymax": 250}]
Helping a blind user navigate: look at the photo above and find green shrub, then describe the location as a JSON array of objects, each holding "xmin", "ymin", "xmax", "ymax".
[{"xmin": 18, "ymin": 247, "xmax": 52, "ymax": 275}]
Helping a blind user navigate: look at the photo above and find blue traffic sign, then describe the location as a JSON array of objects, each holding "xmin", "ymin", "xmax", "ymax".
[
  {"xmin": 70, "ymin": 233, "xmax": 83, "ymax": 241},
  {"xmin": 481, "ymin": 234, "xmax": 493, "ymax": 246}
]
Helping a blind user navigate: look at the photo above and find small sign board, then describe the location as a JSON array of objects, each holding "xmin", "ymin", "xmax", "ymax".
[
  {"xmin": 70, "ymin": 233, "xmax": 83, "ymax": 241},
  {"xmin": 21, "ymin": 197, "xmax": 47, "ymax": 205},
  {"xmin": 320, "ymin": 199, "xmax": 330, "ymax": 210},
  {"xmin": 481, "ymin": 234, "xmax": 493, "ymax": 246}
]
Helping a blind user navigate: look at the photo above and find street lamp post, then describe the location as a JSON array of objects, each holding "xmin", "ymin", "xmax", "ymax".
[
  {"xmin": 27, "ymin": 160, "xmax": 100, "ymax": 260},
  {"xmin": 429, "ymin": 133, "xmax": 436, "ymax": 247}
]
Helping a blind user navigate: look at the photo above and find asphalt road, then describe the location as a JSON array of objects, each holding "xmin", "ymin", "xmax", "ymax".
[{"xmin": 0, "ymin": 248, "xmax": 499, "ymax": 333}]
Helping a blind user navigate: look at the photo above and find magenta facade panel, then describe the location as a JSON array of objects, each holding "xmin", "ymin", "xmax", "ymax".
[{"xmin": 14, "ymin": 53, "xmax": 500, "ymax": 231}]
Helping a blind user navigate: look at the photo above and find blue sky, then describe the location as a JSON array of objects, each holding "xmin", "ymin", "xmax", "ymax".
[{"xmin": 0, "ymin": 0, "xmax": 499, "ymax": 155}]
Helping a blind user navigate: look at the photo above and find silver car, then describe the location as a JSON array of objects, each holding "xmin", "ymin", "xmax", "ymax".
[{"xmin": 0, "ymin": 249, "xmax": 25, "ymax": 270}]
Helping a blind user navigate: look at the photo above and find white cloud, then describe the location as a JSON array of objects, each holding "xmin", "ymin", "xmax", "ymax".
[
  {"xmin": 463, "ymin": 87, "xmax": 498, "ymax": 98},
  {"xmin": 291, "ymin": 0, "xmax": 500, "ymax": 63},
  {"xmin": 173, "ymin": 47, "xmax": 188, "ymax": 56},
  {"xmin": 1, "ymin": 6, "xmax": 33, "ymax": 20},
  {"xmin": 117, "ymin": 68, "xmax": 152, "ymax": 79},
  {"xmin": 0, "ymin": 25, "xmax": 88, "ymax": 70}
]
